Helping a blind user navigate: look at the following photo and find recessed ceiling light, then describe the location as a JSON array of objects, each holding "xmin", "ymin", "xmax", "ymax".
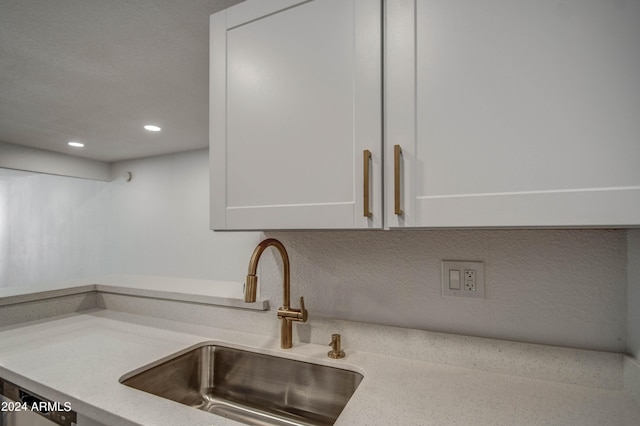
[
  {"xmin": 144, "ymin": 125, "xmax": 162, "ymax": 132},
  {"xmin": 68, "ymin": 141, "xmax": 85, "ymax": 148}
]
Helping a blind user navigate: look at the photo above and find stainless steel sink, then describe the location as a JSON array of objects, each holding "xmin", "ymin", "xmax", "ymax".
[{"xmin": 120, "ymin": 343, "xmax": 363, "ymax": 426}]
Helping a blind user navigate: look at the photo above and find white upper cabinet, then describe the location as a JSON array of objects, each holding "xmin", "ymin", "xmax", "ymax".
[
  {"xmin": 212, "ymin": 0, "xmax": 640, "ymax": 230},
  {"xmin": 210, "ymin": 0, "xmax": 382, "ymax": 230},
  {"xmin": 385, "ymin": 0, "xmax": 640, "ymax": 228}
]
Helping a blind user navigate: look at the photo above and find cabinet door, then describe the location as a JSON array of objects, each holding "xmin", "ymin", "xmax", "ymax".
[
  {"xmin": 386, "ymin": 0, "xmax": 640, "ymax": 228},
  {"xmin": 210, "ymin": 0, "xmax": 382, "ymax": 230}
]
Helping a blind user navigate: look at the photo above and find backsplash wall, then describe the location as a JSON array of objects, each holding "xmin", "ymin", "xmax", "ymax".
[{"xmin": 263, "ymin": 229, "xmax": 627, "ymax": 352}]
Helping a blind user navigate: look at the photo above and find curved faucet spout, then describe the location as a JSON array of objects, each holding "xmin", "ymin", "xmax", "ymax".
[
  {"xmin": 245, "ymin": 238, "xmax": 290, "ymax": 305},
  {"xmin": 244, "ymin": 238, "xmax": 308, "ymax": 349}
]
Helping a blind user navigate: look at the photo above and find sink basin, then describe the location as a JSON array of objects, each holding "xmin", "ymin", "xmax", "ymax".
[{"xmin": 120, "ymin": 343, "xmax": 363, "ymax": 425}]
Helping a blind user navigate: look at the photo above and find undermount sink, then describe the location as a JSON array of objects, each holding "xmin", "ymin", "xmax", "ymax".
[{"xmin": 120, "ymin": 343, "xmax": 363, "ymax": 426}]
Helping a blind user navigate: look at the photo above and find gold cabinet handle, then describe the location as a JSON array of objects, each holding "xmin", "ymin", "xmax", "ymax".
[
  {"xmin": 363, "ymin": 150, "xmax": 372, "ymax": 217},
  {"xmin": 394, "ymin": 144, "xmax": 403, "ymax": 215}
]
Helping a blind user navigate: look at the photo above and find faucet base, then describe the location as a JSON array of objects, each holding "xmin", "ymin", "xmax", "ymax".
[
  {"xmin": 281, "ymin": 318, "xmax": 293, "ymax": 349},
  {"xmin": 327, "ymin": 350, "xmax": 345, "ymax": 359}
]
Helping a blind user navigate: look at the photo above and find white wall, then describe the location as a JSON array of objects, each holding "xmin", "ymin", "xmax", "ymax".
[
  {"xmin": 0, "ymin": 149, "xmax": 260, "ymax": 287},
  {"xmin": 108, "ymin": 150, "xmax": 260, "ymax": 280},
  {"xmin": 0, "ymin": 149, "xmax": 632, "ymax": 353},
  {"xmin": 0, "ymin": 177, "xmax": 8, "ymax": 285},
  {"xmin": 1, "ymin": 171, "xmax": 112, "ymax": 287},
  {"xmin": 629, "ymin": 229, "xmax": 640, "ymax": 358}
]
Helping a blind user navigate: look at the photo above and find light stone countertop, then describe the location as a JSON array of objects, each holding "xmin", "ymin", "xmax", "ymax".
[{"xmin": 1, "ymin": 309, "xmax": 639, "ymax": 426}]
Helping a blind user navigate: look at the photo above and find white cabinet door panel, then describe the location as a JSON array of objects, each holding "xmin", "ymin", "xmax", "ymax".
[
  {"xmin": 386, "ymin": 0, "xmax": 640, "ymax": 228},
  {"xmin": 211, "ymin": 0, "xmax": 382, "ymax": 230}
]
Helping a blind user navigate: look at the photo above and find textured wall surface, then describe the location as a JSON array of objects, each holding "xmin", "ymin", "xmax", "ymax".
[{"xmin": 263, "ymin": 229, "xmax": 627, "ymax": 352}]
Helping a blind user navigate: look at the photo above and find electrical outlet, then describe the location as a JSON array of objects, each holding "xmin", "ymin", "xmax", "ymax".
[
  {"xmin": 464, "ymin": 269, "xmax": 476, "ymax": 291},
  {"xmin": 441, "ymin": 261, "xmax": 484, "ymax": 298}
]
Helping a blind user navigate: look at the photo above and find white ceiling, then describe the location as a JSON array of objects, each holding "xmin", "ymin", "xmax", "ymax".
[{"xmin": 0, "ymin": 0, "xmax": 245, "ymax": 162}]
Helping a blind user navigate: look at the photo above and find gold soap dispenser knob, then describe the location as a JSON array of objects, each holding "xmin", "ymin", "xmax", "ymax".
[{"xmin": 328, "ymin": 334, "xmax": 345, "ymax": 359}]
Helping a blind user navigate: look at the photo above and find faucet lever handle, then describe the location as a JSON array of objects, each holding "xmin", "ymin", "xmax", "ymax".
[{"xmin": 299, "ymin": 296, "xmax": 308, "ymax": 322}]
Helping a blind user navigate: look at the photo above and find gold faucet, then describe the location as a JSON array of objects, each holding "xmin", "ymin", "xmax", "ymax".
[{"xmin": 245, "ymin": 238, "xmax": 308, "ymax": 349}]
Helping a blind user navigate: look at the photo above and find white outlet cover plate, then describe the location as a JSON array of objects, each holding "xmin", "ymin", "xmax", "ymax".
[{"xmin": 441, "ymin": 260, "xmax": 485, "ymax": 299}]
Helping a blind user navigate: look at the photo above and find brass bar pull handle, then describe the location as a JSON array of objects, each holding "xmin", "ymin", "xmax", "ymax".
[
  {"xmin": 394, "ymin": 144, "xmax": 403, "ymax": 215},
  {"xmin": 363, "ymin": 150, "xmax": 372, "ymax": 217}
]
